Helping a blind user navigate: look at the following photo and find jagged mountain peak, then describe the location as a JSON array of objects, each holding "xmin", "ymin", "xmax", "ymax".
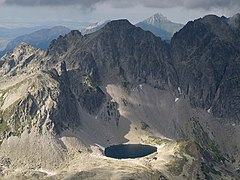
[
  {"xmin": 1, "ymin": 14, "xmax": 240, "ymax": 179},
  {"xmin": 144, "ymin": 13, "xmax": 171, "ymax": 24},
  {"xmin": 53, "ymin": 29, "xmax": 82, "ymax": 41},
  {"xmin": 195, "ymin": 13, "xmax": 240, "ymax": 30},
  {"xmin": 94, "ymin": 19, "xmax": 139, "ymax": 36},
  {"xmin": 233, "ymin": 13, "xmax": 240, "ymax": 18},
  {"xmin": 11, "ymin": 42, "xmax": 41, "ymax": 62},
  {"xmin": 228, "ymin": 13, "xmax": 240, "ymax": 29},
  {"xmin": 0, "ymin": 42, "xmax": 44, "ymax": 75},
  {"xmin": 171, "ymin": 13, "xmax": 240, "ymax": 118},
  {"xmin": 103, "ymin": 19, "xmax": 134, "ymax": 30},
  {"xmin": 13, "ymin": 42, "xmax": 34, "ymax": 52},
  {"xmin": 199, "ymin": 14, "xmax": 224, "ymax": 24},
  {"xmin": 47, "ymin": 30, "xmax": 82, "ymax": 57},
  {"xmin": 67, "ymin": 29, "xmax": 82, "ymax": 37}
]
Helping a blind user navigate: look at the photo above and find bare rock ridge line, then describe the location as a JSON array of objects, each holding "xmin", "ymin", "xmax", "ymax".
[{"xmin": 0, "ymin": 14, "xmax": 239, "ymax": 179}]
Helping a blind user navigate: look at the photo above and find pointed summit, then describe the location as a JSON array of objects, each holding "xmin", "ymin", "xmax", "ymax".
[
  {"xmin": 14, "ymin": 42, "xmax": 31, "ymax": 51},
  {"xmin": 13, "ymin": 42, "xmax": 37, "ymax": 57},
  {"xmin": 136, "ymin": 13, "xmax": 184, "ymax": 40},
  {"xmin": 144, "ymin": 13, "xmax": 171, "ymax": 25},
  {"xmin": 12, "ymin": 42, "xmax": 43, "ymax": 62}
]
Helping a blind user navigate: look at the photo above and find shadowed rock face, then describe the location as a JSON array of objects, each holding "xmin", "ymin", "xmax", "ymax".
[
  {"xmin": 0, "ymin": 14, "xmax": 240, "ymax": 179},
  {"xmin": 47, "ymin": 20, "xmax": 174, "ymax": 88},
  {"xmin": 47, "ymin": 17, "xmax": 240, "ymax": 120},
  {"xmin": 171, "ymin": 15, "xmax": 240, "ymax": 119},
  {"xmin": 46, "ymin": 20, "xmax": 175, "ymax": 114}
]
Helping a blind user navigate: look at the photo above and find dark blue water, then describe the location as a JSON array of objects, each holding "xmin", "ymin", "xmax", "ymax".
[{"xmin": 104, "ymin": 144, "xmax": 157, "ymax": 159}]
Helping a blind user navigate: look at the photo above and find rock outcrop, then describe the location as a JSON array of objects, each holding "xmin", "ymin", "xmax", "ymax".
[
  {"xmin": 0, "ymin": 15, "xmax": 240, "ymax": 179},
  {"xmin": 171, "ymin": 15, "xmax": 240, "ymax": 119}
]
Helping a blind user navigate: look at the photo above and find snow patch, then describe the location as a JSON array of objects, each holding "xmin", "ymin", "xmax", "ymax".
[
  {"xmin": 83, "ymin": 20, "xmax": 109, "ymax": 30},
  {"xmin": 95, "ymin": 143, "xmax": 105, "ymax": 151},
  {"xmin": 37, "ymin": 169, "xmax": 57, "ymax": 176},
  {"xmin": 207, "ymin": 108, "xmax": 211, "ymax": 113},
  {"xmin": 178, "ymin": 87, "xmax": 181, "ymax": 94},
  {"xmin": 87, "ymin": 21, "xmax": 104, "ymax": 29}
]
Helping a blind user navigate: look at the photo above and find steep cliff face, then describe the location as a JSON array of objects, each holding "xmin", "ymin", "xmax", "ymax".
[
  {"xmin": 44, "ymin": 18, "xmax": 240, "ymax": 179},
  {"xmin": 46, "ymin": 20, "xmax": 177, "ymax": 114},
  {"xmin": 171, "ymin": 15, "xmax": 240, "ymax": 119},
  {"xmin": 0, "ymin": 44, "xmax": 82, "ymax": 171},
  {"xmin": 0, "ymin": 42, "xmax": 44, "ymax": 75},
  {"xmin": 47, "ymin": 20, "xmax": 173, "ymax": 89},
  {"xmin": 0, "ymin": 15, "xmax": 240, "ymax": 179},
  {"xmin": 0, "ymin": 43, "xmax": 80, "ymax": 135}
]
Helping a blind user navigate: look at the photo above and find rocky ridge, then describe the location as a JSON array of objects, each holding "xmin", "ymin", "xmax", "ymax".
[{"xmin": 0, "ymin": 15, "xmax": 239, "ymax": 179}]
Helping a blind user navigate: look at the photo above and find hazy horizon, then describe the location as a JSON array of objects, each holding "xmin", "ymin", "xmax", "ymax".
[{"xmin": 0, "ymin": 0, "xmax": 239, "ymax": 28}]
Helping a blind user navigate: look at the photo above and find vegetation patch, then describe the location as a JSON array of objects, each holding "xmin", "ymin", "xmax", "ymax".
[
  {"xmin": 166, "ymin": 155, "xmax": 188, "ymax": 176},
  {"xmin": 0, "ymin": 91, "xmax": 5, "ymax": 106},
  {"xmin": 165, "ymin": 140, "xmax": 196, "ymax": 176},
  {"xmin": 175, "ymin": 140, "xmax": 197, "ymax": 158},
  {"xmin": 192, "ymin": 119, "xmax": 226, "ymax": 163},
  {"xmin": 0, "ymin": 118, "xmax": 7, "ymax": 133},
  {"xmin": 147, "ymin": 136, "xmax": 172, "ymax": 145},
  {"xmin": 201, "ymin": 162, "xmax": 222, "ymax": 180}
]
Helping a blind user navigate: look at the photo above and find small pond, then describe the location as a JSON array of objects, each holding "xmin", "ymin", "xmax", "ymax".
[{"xmin": 104, "ymin": 144, "xmax": 157, "ymax": 159}]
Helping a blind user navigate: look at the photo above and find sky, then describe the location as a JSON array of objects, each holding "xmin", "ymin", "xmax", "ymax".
[{"xmin": 0, "ymin": 0, "xmax": 239, "ymax": 28}]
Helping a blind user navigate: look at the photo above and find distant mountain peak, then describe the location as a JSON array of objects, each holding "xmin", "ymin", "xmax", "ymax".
[
  {"xmin": 136, "ymin": 13, "xmax": 184, "ymax": 40},
  {"xmin": 144, "ymin": 13, "xmax": 171, "ymax": 24},
  {"xmin": 2, "ymin": 26, "xmax": 71, "ymax": 54}
]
